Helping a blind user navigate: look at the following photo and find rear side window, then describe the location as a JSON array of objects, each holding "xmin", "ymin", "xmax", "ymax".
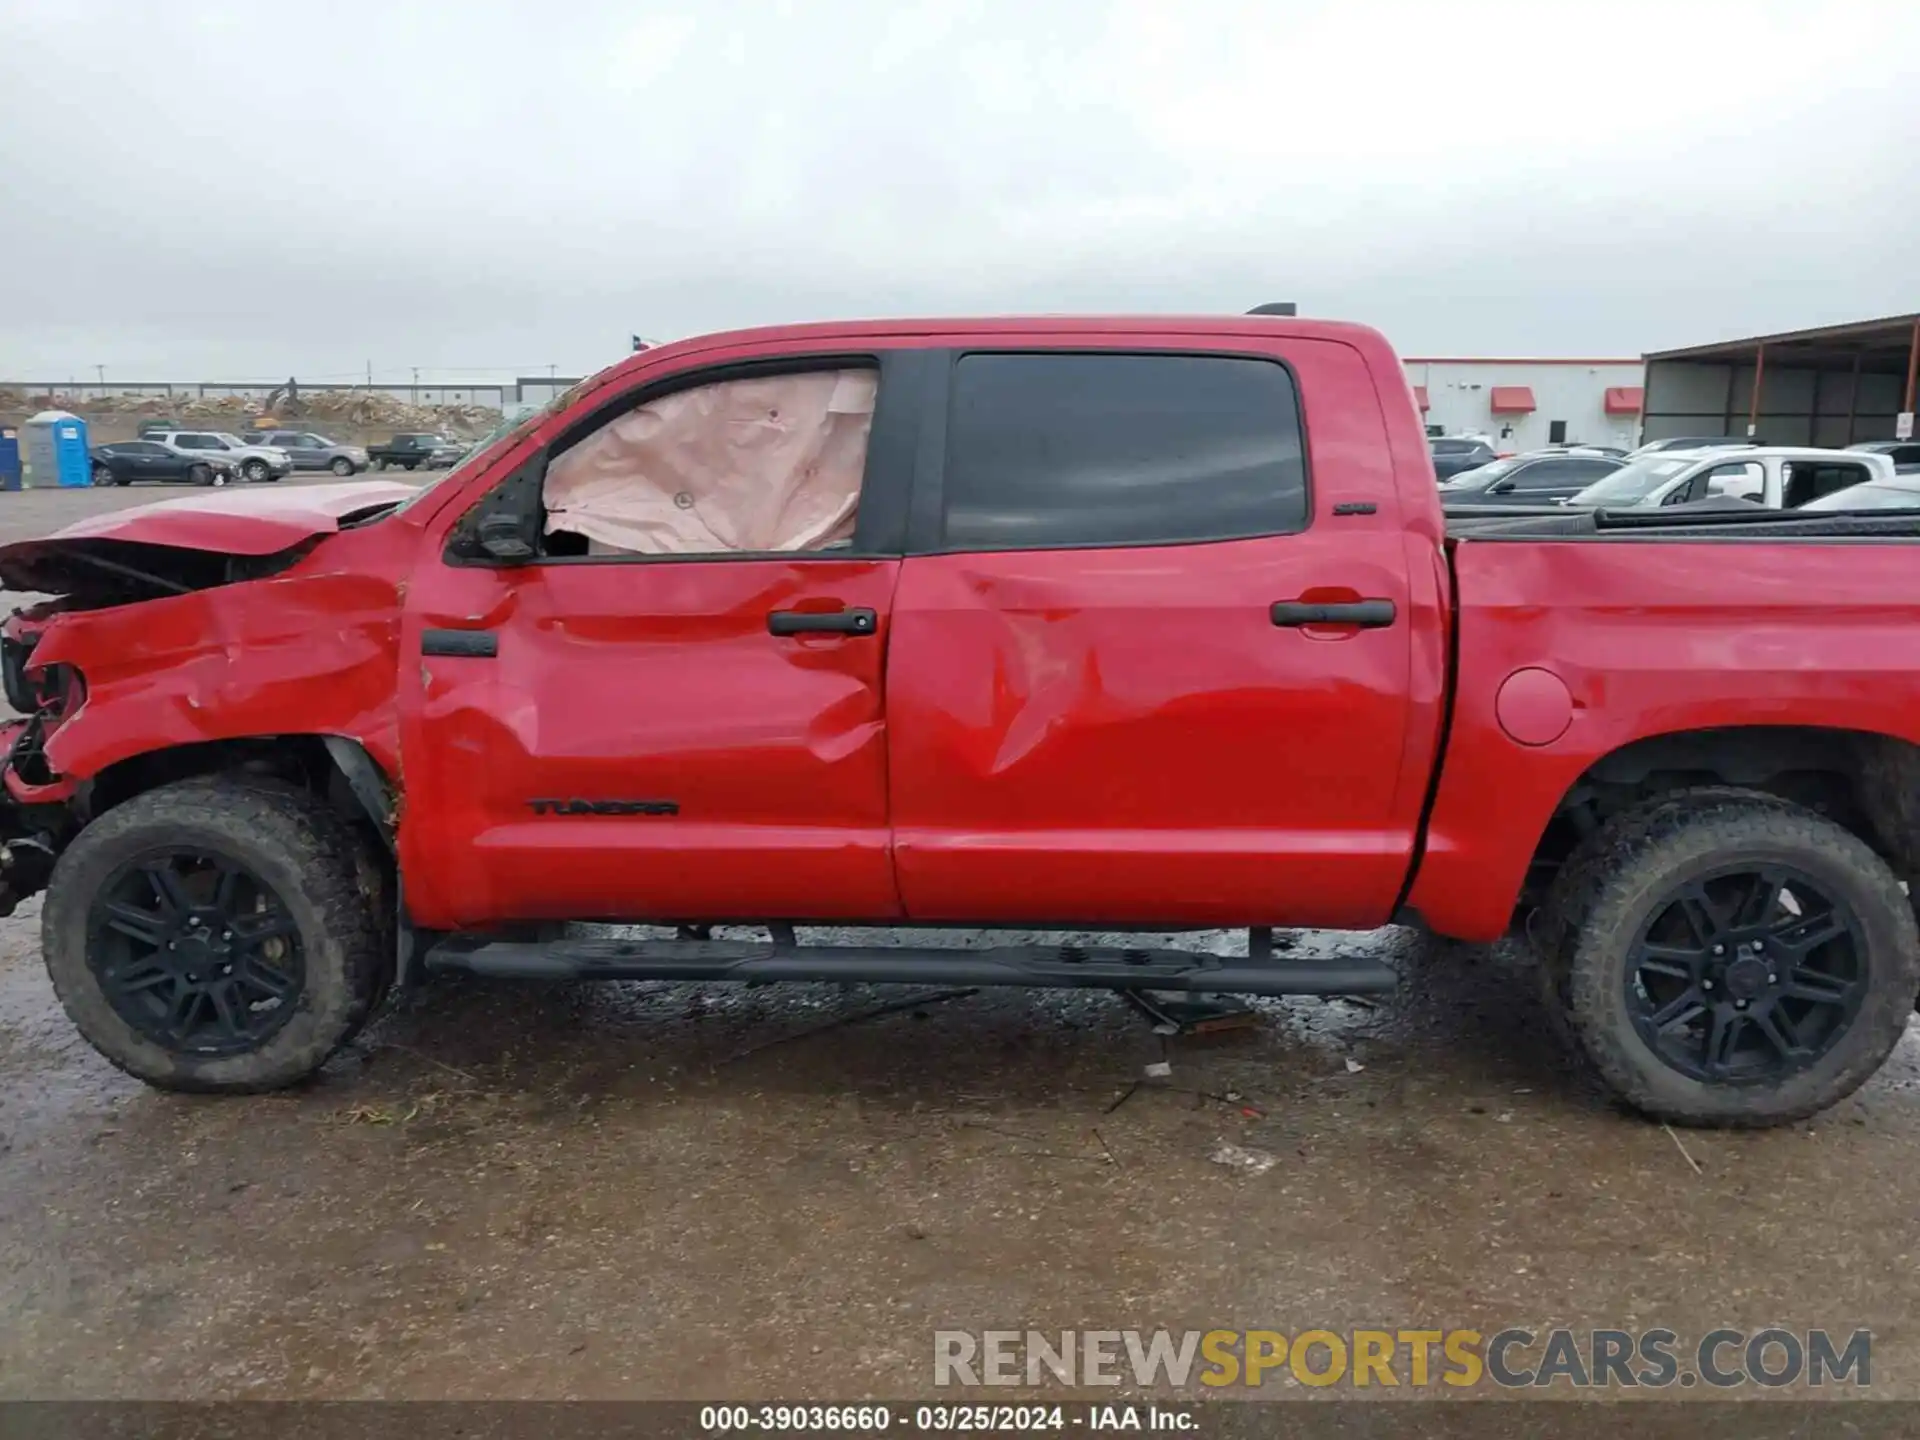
[{"xmin": 941, "ymin": 353, "xmax": 1308, "ymax": 551}]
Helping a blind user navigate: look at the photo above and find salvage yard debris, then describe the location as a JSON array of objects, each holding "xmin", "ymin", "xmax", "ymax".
[
  {"xmin": 1209, "ymin": 1141, "xmax": 1278, "ymax": 1176},
  {"xmin": 0, "ymin": 385, "xmax": 498, "ymax": 438}
]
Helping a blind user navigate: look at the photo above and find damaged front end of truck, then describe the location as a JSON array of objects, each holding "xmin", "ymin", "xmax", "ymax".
[{"xmin": 0, "ymin": 482, "xmax": 420, "ymax": 916}]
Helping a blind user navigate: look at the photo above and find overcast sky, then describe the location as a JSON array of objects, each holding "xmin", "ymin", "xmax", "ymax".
[{"xmin": 2, "ymin": 0, "xmax": 1917, "ymax": 383}]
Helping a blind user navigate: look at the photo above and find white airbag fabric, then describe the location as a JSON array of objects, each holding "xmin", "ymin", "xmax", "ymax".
[{"xmin": 542, "ymin": 369, "xmax": 875, "ymax": 554}]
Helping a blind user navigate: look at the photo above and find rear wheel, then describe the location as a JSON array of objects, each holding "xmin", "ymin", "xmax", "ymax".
[
  {"xmin": 42, "ymin": 777, "xmax": 390, "ymax": 1093},
  {"xmin": 1541, "ymin": 793, "xmax": 1918, "ymax": 1127}
]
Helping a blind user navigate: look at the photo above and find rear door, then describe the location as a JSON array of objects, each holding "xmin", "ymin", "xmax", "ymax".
[
  {"xmin": 886, "ymin": 339, "xmax": 1429, "ymax": 929},
  {"xmin": 396, "ymin": 347, "xmax": 923, "ymax": 931}
]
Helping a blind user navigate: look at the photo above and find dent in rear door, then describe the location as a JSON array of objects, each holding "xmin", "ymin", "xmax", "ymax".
[{"xmin": 885, "ymin": 338, "xmax": 1428, "ymax": 929}]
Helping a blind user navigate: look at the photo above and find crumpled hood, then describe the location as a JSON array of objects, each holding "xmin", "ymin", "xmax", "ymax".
[
  {"xmin": 20, "ymin": 481, "xmax": 418, "ymax": 555},
  {"xmin": 0, "ymin": 481, "xmax": 420, "ymax": 602}
]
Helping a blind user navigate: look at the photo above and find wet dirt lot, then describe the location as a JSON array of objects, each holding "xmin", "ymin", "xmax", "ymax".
[{"xmin": 2, "ymin": 476, "xmax": 1919, "ymax": 1403}]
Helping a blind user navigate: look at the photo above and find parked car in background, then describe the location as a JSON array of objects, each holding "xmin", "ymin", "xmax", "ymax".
[
  {"xmin": 135, "ymin": 418, "xmax": 187, "ymax": 439},
  {"xmin": 88, "ymin": 440, "xmax": 229, "ymax": 487},
  {"xmin": 1628, "ymin": 436, "xmax": 1759, "ymax": 456},
  {"xmin": 147, "ymin": 430, "xmax": 292, "ymax": 483},
  {"xmin": 243, "ymin": 429, "xmax": 370, "ymax": 476},
  {"xmin": 369, "ymin": 433, "xmax": 466, "ymax": 470},
  {"xmin": 1437, "ymin": 449, "xmax": 1625, "ymax": 506},
  {"xmin": 1800, "ymin": 473, "xmax": 1920, "ymax": 512},
  {"xmin": 1847, "ymin": 440, "xmax": 1920, "ymax": 470},
  {"xmin": 1430, "ymin": 436, "xmax": 1497, "ymax": 479},
  {"xmin": 1566, "ymin": 447, "xmax": 1894, "ymax": 511}
]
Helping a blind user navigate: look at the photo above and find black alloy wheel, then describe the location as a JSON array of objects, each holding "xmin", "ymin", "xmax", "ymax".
[
  {"xmin": 88, "ymin": 850, "xmax": 304, "ymax": 1055},
  {"xmin": 1625, "ymin": 863, "xmax": 1867, "ymax": 1084}
]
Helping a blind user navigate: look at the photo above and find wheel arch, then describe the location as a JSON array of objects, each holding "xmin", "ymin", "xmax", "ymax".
[
  {"xmin": 1529, "ymin": 723, "xmax": 1920, "ymax": 900},
  {"xmin": 84, "ymin": 733, "xmax": 397, "ymax": 850}
]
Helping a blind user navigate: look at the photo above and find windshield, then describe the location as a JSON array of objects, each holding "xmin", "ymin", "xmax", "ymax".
[
  {"xmin": 1800, "ymin": 480, "xmax": 1920, "ymax": 513},
  {"xmin": 1440, "ymin": 456, "xmax": 1521, "ymax": 488},
  {"xmin": 1569, "ymin": 456, "xmax": 1694, "ymax": 505},
  {"xmin": 375, "ymin": 404, "xmax": 565, "ymax": 520}
]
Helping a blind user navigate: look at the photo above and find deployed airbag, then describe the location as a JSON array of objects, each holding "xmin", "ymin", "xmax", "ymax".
[{"xmin": 542, "ymin": 369, "xmax": 876, "ymax": 554}]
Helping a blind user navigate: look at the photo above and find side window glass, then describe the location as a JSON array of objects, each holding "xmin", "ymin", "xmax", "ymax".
[
  {"xmin": 1704, "ymin": 463, "xmax": 1763, "ymax": 500},
  {"xmin": 941, "ymin": 353, "xmax": 1307, "ymax": 550},
  {"xmin": 540, "ymin": 367, "xmax": 877, "ymax": 556},
  {"xmin": 1511, "ymin": 460, "xmax": 1569, "ymax": 489}
]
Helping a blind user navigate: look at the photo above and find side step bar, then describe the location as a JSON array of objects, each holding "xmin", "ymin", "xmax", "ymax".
[{"xmin": 423, "ymin": 935, "xmax": 1397, "ymax": 995}]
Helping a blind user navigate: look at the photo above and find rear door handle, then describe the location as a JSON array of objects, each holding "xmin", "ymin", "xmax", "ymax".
[
  {"xmin": 767, "ymin": 607, "xmax": 878, "ymax": 637},
  {"xmin": 1271, "ymin": 599, "xmax": 1396, "ymax": 629}
]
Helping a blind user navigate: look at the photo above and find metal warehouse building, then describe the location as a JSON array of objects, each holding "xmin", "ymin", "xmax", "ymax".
[
  {"xmin": 1404, "ymin": 356, "xmax": 1644, "ymax": 453},
  {"xmin": 1641, "ymin": 312, "xmax": 1920, "ymax": 446}
]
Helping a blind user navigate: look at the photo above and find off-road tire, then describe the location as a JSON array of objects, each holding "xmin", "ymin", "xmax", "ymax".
[
  {"xmin": 330, "ymin": 456, "xmax": 355, "ymax": 476},
  {"xmin": 43, "ymin": 776, "xmax": 390, "ymax": 1093},
  {"xmin": 1538, "ymin": 791, "xmax": 1918, "ymax": 1127}
]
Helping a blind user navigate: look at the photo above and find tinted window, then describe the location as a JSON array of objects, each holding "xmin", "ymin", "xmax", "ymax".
[
  {"xmin": 1513, "ymin": 458, "xmax": 1616, "ymax": 488},
  {"xmin": 1432, "ymin": 439, "xmax": 1472, "ymax": 455},
  {"xmin": 942, "ymin": 353, "xmax": 1308, "ymax": 550},
  {"xmin": 175, "ymin": 435, "xmax": 212, "ymax": 449},
  {"xmin": 126, "ymin": 442, "xmax": 167, "ymax": 456}
]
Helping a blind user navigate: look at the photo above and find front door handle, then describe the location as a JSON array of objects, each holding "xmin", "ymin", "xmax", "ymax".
[
  {"xmin": 422, "ymin": 628, "xmax": 498, "ymax": 657},
  {"xmin": 767, "ymin": 607, "xmax": 878, "ymax": 637},
  {"xmin": 1271, "ymin": 599, "xmax": 1396, "ymax": 629}
]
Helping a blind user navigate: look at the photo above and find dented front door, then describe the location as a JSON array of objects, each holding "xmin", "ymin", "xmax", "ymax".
[
  {"xmin": 394, "ymin": 347, "xmax": 924, "ymax": 932},
  {"xmin": 398, "ymin": 556, "xmax": 903, "ymax": 930}
]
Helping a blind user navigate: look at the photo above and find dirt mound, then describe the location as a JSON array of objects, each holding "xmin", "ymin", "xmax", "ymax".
[{"xmin": 8, "ymin": 388, "xmax": 498, "ymax": 439}]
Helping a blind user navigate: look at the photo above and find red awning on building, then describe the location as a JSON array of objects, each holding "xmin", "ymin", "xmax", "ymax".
[
  {"xmin": 1604, "ymin": 386, "xmax": 1645, "ymax": 415},
  {"xmin": 1489, "ymin": 386, "xmax": 1536, "ymax": 414},
  {"xmin": 1412, "ymin": 385, "xmax": 1430, "ymax": 411}
]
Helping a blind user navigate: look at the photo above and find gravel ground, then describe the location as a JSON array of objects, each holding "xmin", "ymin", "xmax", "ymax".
[{"xmin": 1, "ymin": 476, "xmax": 1918, "ymax": 1403}]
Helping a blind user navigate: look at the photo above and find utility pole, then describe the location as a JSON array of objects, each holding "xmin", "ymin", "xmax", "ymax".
[
  {"xmin": 412, "ymin": 366, "xmax": 419, "ymax": 404},
  {"xmin": 366, "ymin": 359, "xmax": 373, "ymax": 390},
  {"xmin": 94, "ymin": 364, "xmax": 105, "ymax": 386}
]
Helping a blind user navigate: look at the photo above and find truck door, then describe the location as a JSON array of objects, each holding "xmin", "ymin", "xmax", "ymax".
[
  {"xmin": 396, "ymin": 351, "xmax": 921, "ymax": 931},
  {"xmin": 886, "ymin": 339, "xmax": 1431, "ymax": 930}
]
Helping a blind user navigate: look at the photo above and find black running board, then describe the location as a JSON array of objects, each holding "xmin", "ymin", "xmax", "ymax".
[{"xmin": 423, "ymin": 936, "xmax": 1396, "ymax": 995}]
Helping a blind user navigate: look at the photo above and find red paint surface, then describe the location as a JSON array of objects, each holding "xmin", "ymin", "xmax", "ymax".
[
  {"xmin": 397, "ymin": 556, "xmax": 903, "ymax": 927},
  {"xmin": 0, "ymin": 480, "xmax": 419, "ymax": 558},
  {"xmin": 1494, "ymin": 667, "xmax": 1575, "ymax": 747},
  {"xmin": 9, "ymin": 313, "xmax": 1920, "ymax": 945},
  {"xmin": 1407, "ymin": 538, "xmax": 1920, "ymax": 940}
]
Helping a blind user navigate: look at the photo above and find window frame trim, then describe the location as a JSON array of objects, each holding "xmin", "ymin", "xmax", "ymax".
[{"xmin": 905, "ymin": 346, "xmax": 1317, "ymax": 557}]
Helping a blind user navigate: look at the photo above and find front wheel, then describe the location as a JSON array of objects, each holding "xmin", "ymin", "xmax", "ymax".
[
  {"xmin": 1543, "ymin": 793, "xmax": 1919, "ymax": 1127},
  {"xmin": 243, "ymin": 459, "xmax": 270, "ymax": 482},
  {"xmin": 41, "ymin": 777, "xmax": 391, "ymax": 1093},
  {"xmin": 330, "ymin": 456, "xmax": 355, "ymax": 476}
]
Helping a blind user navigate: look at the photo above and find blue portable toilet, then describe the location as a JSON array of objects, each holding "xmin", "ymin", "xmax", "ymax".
[
  {"xmin": 0, "ymin": 426, "xmax": 19, "ymax": 492},
  {"xmin": 21, "ymin": 410, "xmax": 91, "ymax": 488}
]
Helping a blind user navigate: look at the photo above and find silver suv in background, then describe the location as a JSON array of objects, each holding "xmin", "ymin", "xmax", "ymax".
[
  {"xmin": 243, "ymin": 429, "xmax": 370, "ymax": 476},
  {"xmin": 149, "ymin": 431, "xmax": 293, "ymax": 483}
]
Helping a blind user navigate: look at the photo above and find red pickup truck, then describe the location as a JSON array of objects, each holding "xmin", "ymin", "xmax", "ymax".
[{"xmin": 3, "ymin": 315, "xmax": 1917, "ymax": 1128}]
